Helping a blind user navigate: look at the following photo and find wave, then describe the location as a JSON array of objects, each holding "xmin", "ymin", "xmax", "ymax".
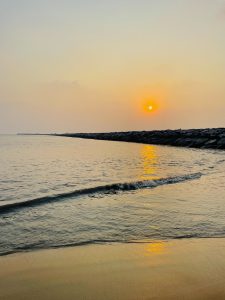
[
  {"xmin": 2, "ymin": 234, "xmax": 224, "ymax": 257},
  {"xmin": 0, "ymin": 172, "xmax": 202, "ymax": 215}
]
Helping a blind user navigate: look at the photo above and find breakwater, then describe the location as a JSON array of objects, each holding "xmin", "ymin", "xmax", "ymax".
[{"xmin": 55, "ymin": 128, "xmax": 225, "ymax": 150}]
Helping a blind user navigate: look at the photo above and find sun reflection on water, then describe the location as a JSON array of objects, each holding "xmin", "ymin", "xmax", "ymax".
[
  {"xmin": 139, "ymin": 145, "xmax": 159, "ymax": 180},
  {"xmin": 145, "ymin": 242, "xmax": 166, "ymax": 255}
]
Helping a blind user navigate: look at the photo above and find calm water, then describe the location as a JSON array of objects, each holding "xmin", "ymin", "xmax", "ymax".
[{"xmin": 0, "ymin": 135, "xmax": 225, "ymax": 255}]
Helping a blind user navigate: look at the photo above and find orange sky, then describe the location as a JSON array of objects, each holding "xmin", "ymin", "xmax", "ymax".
[{"xmin": 0, "ymin": 0, "xmax": 225, "ymax": 133}]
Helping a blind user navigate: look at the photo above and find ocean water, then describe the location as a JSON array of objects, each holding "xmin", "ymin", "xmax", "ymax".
[{"xmin": 0, "ymin": 135, "xmax": 225, "ymax": 255}]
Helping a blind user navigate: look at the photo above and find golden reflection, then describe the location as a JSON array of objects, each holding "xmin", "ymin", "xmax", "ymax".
[
  {"xmin": 139, "ymin": 145, "xmax": 159, "ymax": 180},
  {"xmin": 145, "ymin": 242, "xmax": 166, "ymax": 255}
]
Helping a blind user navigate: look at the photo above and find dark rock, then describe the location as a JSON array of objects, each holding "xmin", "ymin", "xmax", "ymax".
[
  {"xmin": 202, "ymin": 139, "xmax": 218, "ymax": 148},
  {"xmin": 217, "ymin": 138, "xmax": 225, "ymax": 149},
  {"xmin": 218, "ymin": 137, "xmax": 225, "ymax": 144},
  {"xmin": 54, "ymin": 128, "xmax": 225, "ymax": 151}
]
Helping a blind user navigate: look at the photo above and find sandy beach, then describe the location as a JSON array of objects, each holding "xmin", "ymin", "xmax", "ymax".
[{"xmin": 1, "ymin": 238, "xmax": 225, "ymax": 300}]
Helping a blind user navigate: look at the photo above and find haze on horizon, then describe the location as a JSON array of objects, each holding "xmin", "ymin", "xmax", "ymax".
[{"xmin": 0, "ymin": 0, "xmax": 225, "ymax": 134}]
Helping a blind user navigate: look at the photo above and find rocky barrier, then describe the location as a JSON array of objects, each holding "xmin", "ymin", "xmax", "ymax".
[{"xmin": 54, "ymin": 128, "xmax": 225, "ymax": 150}]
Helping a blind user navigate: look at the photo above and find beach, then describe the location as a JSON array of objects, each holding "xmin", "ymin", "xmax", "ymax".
[
  {"xmin": 1, "ymin": 238, "xmax": 225, "ymax": 300},
  {"xmin": 1, "ymin": 0, "xmax": 225, "ymax": 298},
  {"xmin": 1, "ymin": 135, "xmax": 225, "ymax": 300}
]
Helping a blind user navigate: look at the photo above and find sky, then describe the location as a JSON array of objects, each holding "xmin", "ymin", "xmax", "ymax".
[{"xmin": 0, "ymin": 0, "xmax": 225, "ymax": 133}]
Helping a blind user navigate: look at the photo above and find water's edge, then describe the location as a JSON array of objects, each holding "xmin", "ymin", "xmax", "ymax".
[{"xmin": 2, "ymin": 236, "xmax": 225, "ymax": 257}]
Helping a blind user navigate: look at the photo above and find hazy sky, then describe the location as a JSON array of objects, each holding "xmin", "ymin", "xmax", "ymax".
[{"xmin": 0, "ymin": 0, "xmax": 225, "ymax": 133}]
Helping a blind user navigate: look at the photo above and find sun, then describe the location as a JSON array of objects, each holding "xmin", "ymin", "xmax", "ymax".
[
  {"xmin": 144, "ymin": 102, "xmax": 156, "ymax": 113},
  {"xmin": 139, "ymin": 98, "xmax": 159, "ymax": 114}
]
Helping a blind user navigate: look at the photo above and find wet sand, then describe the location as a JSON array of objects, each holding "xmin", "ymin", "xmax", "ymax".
[{"xmin": 0, "ymin": 238, "xmax": 225, "ymax": 300}]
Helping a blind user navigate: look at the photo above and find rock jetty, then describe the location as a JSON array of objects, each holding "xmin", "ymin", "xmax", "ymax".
[{"xmin": 55, "ymin": 128, "xmax": 225, "ymax": 150}]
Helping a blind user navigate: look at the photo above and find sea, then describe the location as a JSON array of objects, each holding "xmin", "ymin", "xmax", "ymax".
[{"xmin": 0, "ymin": 135, "xmax": 225, "ymax": 255}]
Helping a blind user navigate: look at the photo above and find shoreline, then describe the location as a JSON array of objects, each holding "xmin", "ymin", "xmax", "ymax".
[
  {"xmin": 52, "ymin": 128, "xmax": 225, "ymax": 150},
  {"xmin": 1, "ymin": 238, "xmax": 225, "ymax": 300}
]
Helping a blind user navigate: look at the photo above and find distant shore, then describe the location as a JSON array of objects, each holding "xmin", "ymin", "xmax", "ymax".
[
  {"xmin": 52, "ymin": 128, "xmax": 225, "ymax": 150},
  {"xmin": 1, "ymin": 238, "xmax": 225, "ymax": 300}
]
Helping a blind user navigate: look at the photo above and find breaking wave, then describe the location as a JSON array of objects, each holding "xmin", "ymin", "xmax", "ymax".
[{"xmin": 0, "ymin": 172, "xmax": 202, "ymax": 214}]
